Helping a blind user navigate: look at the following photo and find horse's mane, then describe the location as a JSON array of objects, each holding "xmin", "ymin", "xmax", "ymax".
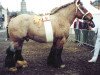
[{"xmin": 50, "ymin": 2, "xmax": 74, "ymax": 15}]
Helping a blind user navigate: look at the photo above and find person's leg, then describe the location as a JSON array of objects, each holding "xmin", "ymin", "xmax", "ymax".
[
  {"xmin": 77, "ymin": 29, "xmax": 83, "ymax": 46},
  {"xmin": 82, "ymin": 29, "xmax": 87, "ymax": 44},
  {"xmin": 85, "ymin": 30, "xmax": 89, "ymax": 44},
  {"xmin": 77, "ymin": 29, "xmax": 80, "ymax": 42},
  {"xmin": 88, "ymin": 38, "xmax": 100, "ymax": 62},
  {"xmin": 74, "ymin": 29, "xmax": 79, "ymax": 42}
]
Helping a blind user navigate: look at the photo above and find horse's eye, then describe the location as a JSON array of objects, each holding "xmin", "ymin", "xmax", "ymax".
[{"xmin": 81, "ymin": 7, "xmax": 84, "ymax": 10}]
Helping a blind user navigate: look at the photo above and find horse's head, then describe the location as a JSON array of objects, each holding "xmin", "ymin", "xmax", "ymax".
[{"xmin": 74, "ymin": 0, "xmax": 93, "ymax": 21}]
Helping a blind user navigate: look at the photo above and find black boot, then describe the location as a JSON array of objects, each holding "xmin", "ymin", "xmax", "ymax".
[{"xmin": 5, "ymin": 47, "xmax": 16, "ymax": 68}]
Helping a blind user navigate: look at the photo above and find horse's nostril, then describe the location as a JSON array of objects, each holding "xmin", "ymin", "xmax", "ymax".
[
  {"xmin": 91, "ymin": 17, "xmax": 93, "ymax": 20},
  {"xmin": 90, "ymin": 17, "xmax": 93, "ymax": 21}
]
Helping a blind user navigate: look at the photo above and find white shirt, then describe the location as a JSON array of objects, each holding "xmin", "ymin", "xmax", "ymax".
[
  {"xmin": 92, "ymin": 26, "xmax": 100, "ymax": 38},
  {"xmin": 76, "ymin": 21, "xmax": 79, "ymax": 29}
]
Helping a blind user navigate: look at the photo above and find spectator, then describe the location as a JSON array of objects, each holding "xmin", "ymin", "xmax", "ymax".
[
  {"xmin": 78, "ymin": 20, "xmax": 95, "ymax": 46},
  {"xmin": 82, "ymin": 20, "xmax": 92, "ymax": 44},
  {"xmin": 74, "ymin": 18, "xmax": 83, "ymax": 43}
]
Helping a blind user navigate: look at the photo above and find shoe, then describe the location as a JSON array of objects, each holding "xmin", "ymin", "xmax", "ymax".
[{"xmin": 88, "ymin": 57, "xmax": 97, "ymax": 63}]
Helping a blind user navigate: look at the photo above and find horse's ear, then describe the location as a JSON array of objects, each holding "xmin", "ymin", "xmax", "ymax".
[{"xmin": 74, "ymin": 0, "xmax": 80, "ymax": 4}]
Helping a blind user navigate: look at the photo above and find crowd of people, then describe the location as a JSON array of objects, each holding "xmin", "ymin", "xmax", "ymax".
[
  {"xmin": 74, "ymin": 18, "xmax": 93, "ymax": 45},
  {"xmin": 74, "ymin": 18, "xmax": 100, "ymax": 63}
]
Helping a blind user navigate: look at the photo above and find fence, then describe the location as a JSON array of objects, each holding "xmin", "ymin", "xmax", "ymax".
[{"xmin": 69, "ymin": 28, "xmax": 97, "ymax": 47}]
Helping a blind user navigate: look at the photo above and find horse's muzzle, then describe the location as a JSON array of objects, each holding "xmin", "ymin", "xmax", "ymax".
[{"xmin": 84, "ymin": 17, "xmax": 93, "ymax": 21}]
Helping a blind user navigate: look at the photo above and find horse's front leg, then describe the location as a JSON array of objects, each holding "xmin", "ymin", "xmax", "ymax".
[{"xmin": 47, "ymin": 37, "xmax": 66, "ymax": 68}]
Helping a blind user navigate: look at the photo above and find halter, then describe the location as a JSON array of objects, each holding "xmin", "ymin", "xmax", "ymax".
[{"xmin": 75, "ymin": 2, "xmax": 90, "ymax": 20}]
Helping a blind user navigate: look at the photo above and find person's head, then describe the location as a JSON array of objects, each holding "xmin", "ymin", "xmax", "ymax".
[{"xmin": 84, "ymin": 20, "xmax": 95, "ymax": 28}]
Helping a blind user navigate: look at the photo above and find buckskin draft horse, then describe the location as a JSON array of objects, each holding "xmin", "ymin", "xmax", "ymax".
[{"xmin": 5, "ymin": 0, "xmax": 94, "ymax": 72}]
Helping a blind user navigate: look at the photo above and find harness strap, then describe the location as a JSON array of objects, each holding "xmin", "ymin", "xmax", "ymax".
[
  {"xmin": 76, "ymin": 3, "xmax": 90, "ymax": 20},
  {"xmin": 44, "ymin": 21, "xmax": 53, "ymax": 42},
  {"xmin": 82, "ymin": 11, "xmax": 90, "ymax": 20},
  {"xmin": 77, "ymin": 5, "xmax": 85, "ymax": 14}
]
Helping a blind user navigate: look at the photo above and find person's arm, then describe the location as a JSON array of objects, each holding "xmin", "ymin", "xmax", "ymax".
[
  {"xmin": 74, "ymin": 22, "xmax": 76, "ymax": 29},
  {"xmin": 90, "ymin": 27, "xmax": 98, "ymax": 34},
  {"xmin": 88, "ymin": 25, "xmax": 93, "ymax": 30}
]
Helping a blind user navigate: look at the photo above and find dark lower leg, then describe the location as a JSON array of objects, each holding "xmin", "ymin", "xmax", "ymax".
[
  {"xmin": 47, "ymin": 46, "xmax": 63, "ymax": 68},
  {"xmin": 5, "ymin": 46, "xmax": 16, "ymax": 68},
  {"xmin": 47, "ymin": 46, "xmax": 55, "ymax": 65},
  {"xmin": 15, "ymin": 50, "xmax": 24, "ymax": 62},
  {"xmin": 15, "ymin": 40, "xmax": 24, "ymax": 62}
]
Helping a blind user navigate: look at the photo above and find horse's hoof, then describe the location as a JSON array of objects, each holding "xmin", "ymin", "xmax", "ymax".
[
  {"xmin": 22, "ymin": 64, "xmax": 28, "ymax": 68},
  {"xmin": 16, "ymin": 60, "xmax": 28, "ymax": 68},
  {"xmin": 59, "ymin": 64, "xmax": 66, "ymax": 69},
  {"xmin": 6, "ymin": 67, "xmax": 17, "ymax": 72}
]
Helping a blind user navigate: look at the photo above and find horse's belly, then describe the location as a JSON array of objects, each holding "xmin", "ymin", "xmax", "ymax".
[{"xmin": 33, "ymin": 28, "xmax": 47, "ymax": 43}]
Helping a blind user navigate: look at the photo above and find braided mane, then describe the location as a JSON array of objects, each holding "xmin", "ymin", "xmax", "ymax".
[{"xmin": 50, "ymin": 2, "xmax": 74, "ymax": 15}]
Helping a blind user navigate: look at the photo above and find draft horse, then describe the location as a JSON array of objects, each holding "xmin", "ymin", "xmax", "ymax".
[{"xmin": 5, "ymin": 0, "xmax": 94, "ymax": 72}]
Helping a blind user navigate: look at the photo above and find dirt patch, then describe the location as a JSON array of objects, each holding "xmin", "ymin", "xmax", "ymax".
[{"xmin": 0, "ymin": 40, "xmax": 100, "ymax": 75}]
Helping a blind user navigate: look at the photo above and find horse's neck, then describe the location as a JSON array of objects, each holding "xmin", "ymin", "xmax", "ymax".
[{"xmin": 57, "ymin": 4, "xmax": 76, "ymax": 25}]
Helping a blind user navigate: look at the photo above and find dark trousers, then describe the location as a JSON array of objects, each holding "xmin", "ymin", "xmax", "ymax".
[{"xmin": 74, "ymin": 29, "xmax": 81, "ymax": 42}]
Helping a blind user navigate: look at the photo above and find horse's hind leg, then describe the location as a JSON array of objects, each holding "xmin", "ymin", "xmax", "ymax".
[
  {"xmin": 14, "ymin": 40, "xmax": 28, "ymax": 68},
  {"xmin": 5, "ymin": 40, "xmax": 27, "ymax": 72},
  {"xmin": 5, "ymin": 42, "xmax": 17, "ymax": 72},
  {"xmin": 47, "ymin": 37, "xmax": 66, "ymax": 68}
]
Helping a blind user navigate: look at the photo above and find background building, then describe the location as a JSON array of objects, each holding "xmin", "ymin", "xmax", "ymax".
[
  {"xmin": 0, "ymin": 3, "xmax": 7, "ymax": 29},
  {"xmin": 21, "ymin": 0, "xmax": 27, "ymax": 14},
  {"xmin": 92, "ymin": 0, "xmax": 100, "ymax": 10}
]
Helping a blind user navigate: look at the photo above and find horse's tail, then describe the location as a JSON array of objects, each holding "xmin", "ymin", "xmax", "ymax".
[{"xmin": 7, "ymin": 12, "xmax": 18, "ymax": 40}]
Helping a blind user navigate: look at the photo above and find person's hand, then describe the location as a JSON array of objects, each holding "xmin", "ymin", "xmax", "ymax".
[{"xmin": 88, "ymin": 26, "xmax": 92, "ymax": 30}]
